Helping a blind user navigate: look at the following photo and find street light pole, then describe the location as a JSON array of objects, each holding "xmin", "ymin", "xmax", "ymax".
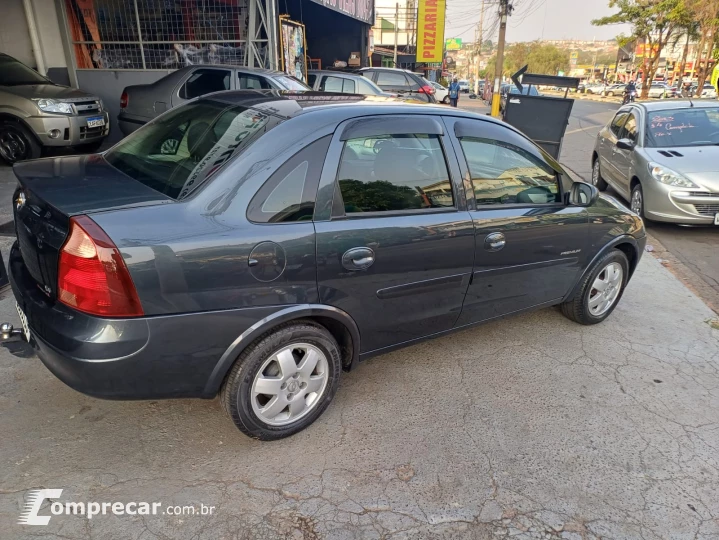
[
  {"xmin": 393, "ymin": 3, "xmax": 399, "ymax": 68},
  {"xmin": 491, "ymin": 0, "xmax": 511, "ymax": 117}
]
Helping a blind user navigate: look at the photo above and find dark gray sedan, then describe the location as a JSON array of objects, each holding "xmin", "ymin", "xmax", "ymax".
[
  {"xmin": 6, "ymin": 91, "xmax": 645, "ymax": 440},
  {"xmin": 118, "ymin": 65, "xmax": 309, "ymax": 135}
]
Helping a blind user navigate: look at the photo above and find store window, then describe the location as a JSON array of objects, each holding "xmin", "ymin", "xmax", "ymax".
[{"xmin": 64, "ymin": 0, "xmax": 257, "ymax": 70}]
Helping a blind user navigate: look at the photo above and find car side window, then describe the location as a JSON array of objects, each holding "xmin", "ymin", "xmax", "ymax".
[
  {"xmin": 622, "ymin": 113, "xmax": 639, "ymax": 143},
  {"xmin": 458, "ymin": 137, "xmax": 561, "ymax": 206},
  {"xmin": 238, "ymin": 73, "xmax": 271, "ymax": 90},
  {"xmin": 357, "ymin": 79, "xmax": 377, "ymax": 94},
  {"xmin": 610, "ymin": 112, "xmax": 629, "ymax": 137},
  {"xmin": 307, "ymin": 73, "xmax": 317, "ymax": 87},
  {"xmin": 180, "ymin": 69, "xmax": 231, "ymax": 99},
  {"xmin": 336, "ymin": 133, "xmax": 454, "ymax": 213},
  {"xmin": 376, "ymin": 71, "xmax": 411, "ymax": 88},
  {"xmin": 343, "ymin": 79, "xmax": 356, "ymax": 93},
  {"xmin": 320, "ymin": 76, "xmax": 344, "ymax": 93},
  {"xmin": 247, "ymin": 136, "xmax": 331, "ymax": 223}
]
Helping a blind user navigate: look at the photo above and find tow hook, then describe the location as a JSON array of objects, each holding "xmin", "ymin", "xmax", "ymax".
[{"xmin": 1, "ymin": 322, "xmax": 26, "ymax": 342}]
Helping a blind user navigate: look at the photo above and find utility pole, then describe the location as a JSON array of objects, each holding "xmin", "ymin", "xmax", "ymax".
[
  {"xmin": 491, "ymin": 0, "xmax": 511, "ymax": 117},
  {"xmin": 475, "ymin": 0, "xmax": 485, "ymax": 93},
  {"xmin": 393, "ymin": 3, "xmax": 399, "ymax": 68}
]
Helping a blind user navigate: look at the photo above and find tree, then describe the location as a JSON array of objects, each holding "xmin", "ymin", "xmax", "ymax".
[
  {"xmin": 685, "ymin": 0, "xmax": 719, "ymax": 95},
  {"xmin": 484, "ymin": 42, "xmax": 569, "ymax": 81},
  {"xmin": 593, "ymin": 0, "xmax": 692, "ymax": 98}
]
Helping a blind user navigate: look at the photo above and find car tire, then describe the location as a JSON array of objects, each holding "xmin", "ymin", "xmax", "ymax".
[
  {"xmin": 560, "ymin": 249, "xmax": 630, "ymax": 325},
  {"xmin": 0, "ymin": 121, "xmax": 41, "ymax": 165},
  {"xmin": 607, "ymin": 91, "xmax": 614, "ymax": 97},
  {"xmin": 76, "ymin": 140, "xmax": 105, "ymax": 154},
  {"xmin": 220, "ymin": 321, "xmax": 341, "ymax": 440},
  {"xmin": 591, "ymin": 158, "xmax": 608, "ymax": 191},
  {"xmin": 630, "ymin": 183, "xmax": 650, "ymax": 221},
  {"xmin": 443, "ymin": 96, "xmax": 450, "ymax": 104}
]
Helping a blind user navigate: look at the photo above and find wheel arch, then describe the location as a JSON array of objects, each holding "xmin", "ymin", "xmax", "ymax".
[
  {"xmin": 0, "ymin": 113, "xmax": 42, "ymax": 145},
  {"xmin": 563, "ymin": 235, "xmax": 641, "ymax": 303},
  {"xmin": 202, "ymin": 304, "xmax": 361, "ymax": 398},
  {"xmin": 630, "ymin": 175, "xmax": 641, "ymax": 191}
]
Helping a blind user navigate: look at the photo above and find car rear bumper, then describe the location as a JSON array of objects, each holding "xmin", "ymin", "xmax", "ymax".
[
  {"xmin": 8, "ymin": 242, "xmax": 282, "ymax": 400},
  {"xmin": 24, "ymin": 112, "xmax": 110, "ymax": 147}
]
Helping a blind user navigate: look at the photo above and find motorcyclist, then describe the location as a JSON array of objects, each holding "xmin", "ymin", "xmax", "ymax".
[{"xmin": 624, "ymin": 80, "xmax": 637, "ymax": 103}]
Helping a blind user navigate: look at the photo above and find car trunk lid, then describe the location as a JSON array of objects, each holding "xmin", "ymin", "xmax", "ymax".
[{"xmin": 13, "ymin": 154, "xmax": 173, "ymax": 298}]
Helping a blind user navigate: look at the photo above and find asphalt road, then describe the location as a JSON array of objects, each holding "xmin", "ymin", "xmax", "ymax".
[{"xmin": 555, "ymin": 99, "xmax": 719, "ymax": 312}]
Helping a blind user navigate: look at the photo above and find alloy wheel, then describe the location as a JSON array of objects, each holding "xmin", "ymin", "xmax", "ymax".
[
  {"xmin": 250, "ymin": 343, "xmax": 329, "ymax": 426},
  {"xmin": 592, "ymin": 161, "xmax": 600, "ymax": 186},
  {"xmin": 0, "ymin": 128, "xmax": 29, "ymax": 163},
  {"xmin": 587, "ymin": 262, "xmax": 623, "ymax": 317},
  {"xmin": 631, "ymin": 188, "xmax": 643, "ymax": 216}
]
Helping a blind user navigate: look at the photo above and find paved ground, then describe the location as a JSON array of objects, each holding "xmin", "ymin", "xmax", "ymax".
[{"xmin": 1, "ymin": 101, "xmax": 719, "ymax": 539}]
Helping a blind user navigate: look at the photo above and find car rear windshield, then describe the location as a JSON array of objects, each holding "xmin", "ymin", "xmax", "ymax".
[
  {"xmin": 104, "ymin": 99, "xmax": 289, "ymax": 199},
  {"xmin": 0, "ymin": 55, "xmax": 50, "ymax": 86},
  {"xmin": 645, "ymin": 107, "xmax": 719, "ymax": 148}
]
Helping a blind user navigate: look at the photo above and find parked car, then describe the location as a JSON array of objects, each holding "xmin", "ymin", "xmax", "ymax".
[
  {"xmin": 458, "ymin": 80, "xmax": 470, "ymax": 93},
  {"xmin": 638, "ymin": 82, "xmax": 676, "ymax": 99},
  {"xmin": 699, "ymin": 83, "xmax": 718, "ymax": 99},
  {"xmin": 585, "ymin": 83, "xmax": 607, "ymax": 94},
  {"xmin": 431, "ymin": 81, "xmax": 450, "ymax": 104},
  {"xmin": 307, "ymin": 70, "xmax": 393, "ymax": 97},
  {"xmin": 592, "ymin": 100, "xmax": 719, "ymax": 224},
  {"xmin": 359, "ymin": 67, "xmax": 436, "ymax": 103},
  {"xmin": 6, "ymin": 91, "xmax": 645, "ymax": 440},
  {"xmin": 603, "ymin": 84, "xmax": 627, "ymax": 97},
  {"xmin": 500, "ymin": 84, "xmax": 541, "ymax": 113},
  {"xmin": 118, "ymin": 65, "xmax": 310, "ymax": 135},
  {"xmin": 0, "ymin": 53, "xmax": 109, "ymax": 164}
]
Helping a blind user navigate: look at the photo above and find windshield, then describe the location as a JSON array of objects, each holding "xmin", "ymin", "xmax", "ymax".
[
  {"xmin": 274, "ymin": 75, "xmax": 310, "ymax": 91},
  {"xmin": 0, "ymin": 55, "xmax": 50, "ymax": 86},
  {"xmin": 105, "ymin": 99, "xmax": 288, "ymax": 199},
  {"xmin": 509, "ymin": 85, "xmax": 540, "ymax": 96},
  {"xmin": 645, "ymin": 107, "xmax": 719, "ymax": 148}
]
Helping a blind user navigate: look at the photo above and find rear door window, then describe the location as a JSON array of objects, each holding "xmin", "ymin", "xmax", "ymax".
[
  {"xmin": 238, "ymin": 73, "xmax": 272, "ymax": 90},
  {"xmin": 376, "ymin": 71, "xmax": 411, "ymax": 90},
  {"xmin": 180, "ymin": 69, "xmax": 231, "ymax": 99},
  {"xmin": 320, "ymin": 76, "xmax": 344, "ymax": 93}
]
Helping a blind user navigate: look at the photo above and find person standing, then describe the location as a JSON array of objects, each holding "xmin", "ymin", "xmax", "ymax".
[{"xmin": 448, "ymin": 78, "xmax": 460, "ymax": 108}]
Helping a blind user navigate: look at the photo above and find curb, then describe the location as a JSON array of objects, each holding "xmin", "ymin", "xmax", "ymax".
[{"xmin": 560, "ymin": 164, "xmax": 719, "ymax": 316}]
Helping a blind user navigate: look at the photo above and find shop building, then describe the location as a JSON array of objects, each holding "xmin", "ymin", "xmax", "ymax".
[{"xmin": 1, "ymin": 0, "xmax": 373, "ymax": 140}]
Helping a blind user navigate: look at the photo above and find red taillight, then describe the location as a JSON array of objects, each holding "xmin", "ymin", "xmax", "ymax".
[
  {"xmin": 419, "ymin": 85, "xmax": 435, "ymax": 95},
  {"xmin": 58, "ymin": 216, "xmax": 143, "ymax": 317},
  {"xmin": 120, "ymin": 91, "xmax": 128, "ymax": 109}
]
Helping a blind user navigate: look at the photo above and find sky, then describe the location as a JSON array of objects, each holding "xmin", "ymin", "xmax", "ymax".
[{"xmin": 445, "ymin": 0, "xmax": 632, "ymax": 43}]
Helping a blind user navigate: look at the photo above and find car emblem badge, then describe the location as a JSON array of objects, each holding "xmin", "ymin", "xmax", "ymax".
[{"xmin": 15, "ymin": 191, "xmax": 26, "ymax": 210}]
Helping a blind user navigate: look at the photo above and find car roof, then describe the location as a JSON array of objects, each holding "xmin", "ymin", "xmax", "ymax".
[
  {"xmin": 633, "ymin": 100, "xmax": 719, "ymax": 112},
  {"xmin": 360, "ymin": 67, "xmax": 417, "ymax": 75},
  {"xmin": 307, "ymin": 70, "xmax": 364, "ymax": 78},
  {"xmin": 176, "ymin": 65, "xmax": 284, "ymax": 76},
  {"xmin": 200, "ymin": 89, "xmax": 510, "ymax": 126}
]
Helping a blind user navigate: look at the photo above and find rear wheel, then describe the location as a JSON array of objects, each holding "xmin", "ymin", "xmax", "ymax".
[
  {"xmin": 561, "ymin": 249, "xmax": 629, "ymax": 325},
  {"xmin": 0, "ymin": 121, "xmax": 41, "ymax": 164},
  {"xmin": 221, "ymin": 322, "xmax": 341, "ymax": 440},
  {"xmin": 591, "ymin": 158, "xmax": 608, "ymax": 190},
  {"xmin": 442, "ymin": 95, "xmax": 450, "ymax": 104}
]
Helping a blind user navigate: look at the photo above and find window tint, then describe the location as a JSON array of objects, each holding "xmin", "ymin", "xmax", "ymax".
[
  {"xmin": 337, "ymin": 134, "xmax": 453, "ymax": 213},
  {"xmin": 459, "ymin": 138, "xmax": 561, "ymax": 206},
  {"xmin": 248, "ymin": 136, "xmax": 331, "ymax": 223},
  {"xmin": 610, "ymin": 112, "xmax": 629, "ymax": 137},
  {"xmin": 239, "ymin": 73, "xmax": 271, "ymax": 90},
  {"xmin": 622, "ymin": 113, "xmax": 639, "ymax": 142},
  {"xmin": 376, "ymin": 71, "xmax": 411, "ymax": 88},
  {"xmin": 320, "ymin": 76, "xmax": 344, "ymax": 93},
  {"xmin": 105, "ymin": 100, "xmax": 287, "ymax": 200},
  {"xmin": 180, "ymin": 69, "xmax": 231, "ymax": 99}
]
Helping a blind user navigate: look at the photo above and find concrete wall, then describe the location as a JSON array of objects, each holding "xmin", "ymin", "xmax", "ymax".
[
  {"xmin": 33, "ymin": 0, "xmax": 67, "ymax": 70},
  {"xmin": 0, "ymin": 0, "xmax": 33, "ymax": 66},
  {"xmin": 76, "ymin": 70, "xmax": 174, "ymax": 143}
]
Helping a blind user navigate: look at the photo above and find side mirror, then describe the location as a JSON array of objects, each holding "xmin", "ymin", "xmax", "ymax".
[
  {"xmin": 569, "ymin": 182, "xmax": 599, "ymax": 207},
  {"xmin": 616, "ymin": 138, "xmax": 635, "ymax": 151}
]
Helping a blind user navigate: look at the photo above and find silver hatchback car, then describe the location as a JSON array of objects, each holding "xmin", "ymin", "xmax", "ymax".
[{"xmin": 592, "ymin": 101, "xmax": 719, "ymax": 225}]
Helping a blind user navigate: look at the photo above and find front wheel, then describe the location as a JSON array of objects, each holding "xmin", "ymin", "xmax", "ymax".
[
  {"xmin": 442, "ymin": 96, "xmax": 450, "ymax": 104},
  {"xmin": 630, "ymin": 183, "xmax": 649, "ymax": 221},
  {"xmin": 0, "ymin": 121, "xmax": 41, "ymax": 164},
  {"xmin": 591, "ymin": 158, "xmax": 608, "ymax": 190},
  {"xmin": 221, "ymin": 322, "xmax": 341, "ymax": 440},
  {"xmin": 560, "ymin": 249, "xmax": 629, "ymax": 325}
]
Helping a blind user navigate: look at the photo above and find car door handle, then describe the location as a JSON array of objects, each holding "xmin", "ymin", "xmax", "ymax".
[
  {"xmin": 342, "ymin": 247, "xmax": 375, "ymax": 271},
  {"xmin": 484, "ymin": 232, "xmax": 506, "ymax": 252}
]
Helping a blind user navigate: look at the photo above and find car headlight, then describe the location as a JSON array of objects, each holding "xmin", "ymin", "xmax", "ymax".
[
  {"xmin": 33, "ymin": 99, "xmax": 74, "ymax": 114},
  {"xmin": 648, "ymin": 163, "xmax": 699, "ymax": 188}
]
